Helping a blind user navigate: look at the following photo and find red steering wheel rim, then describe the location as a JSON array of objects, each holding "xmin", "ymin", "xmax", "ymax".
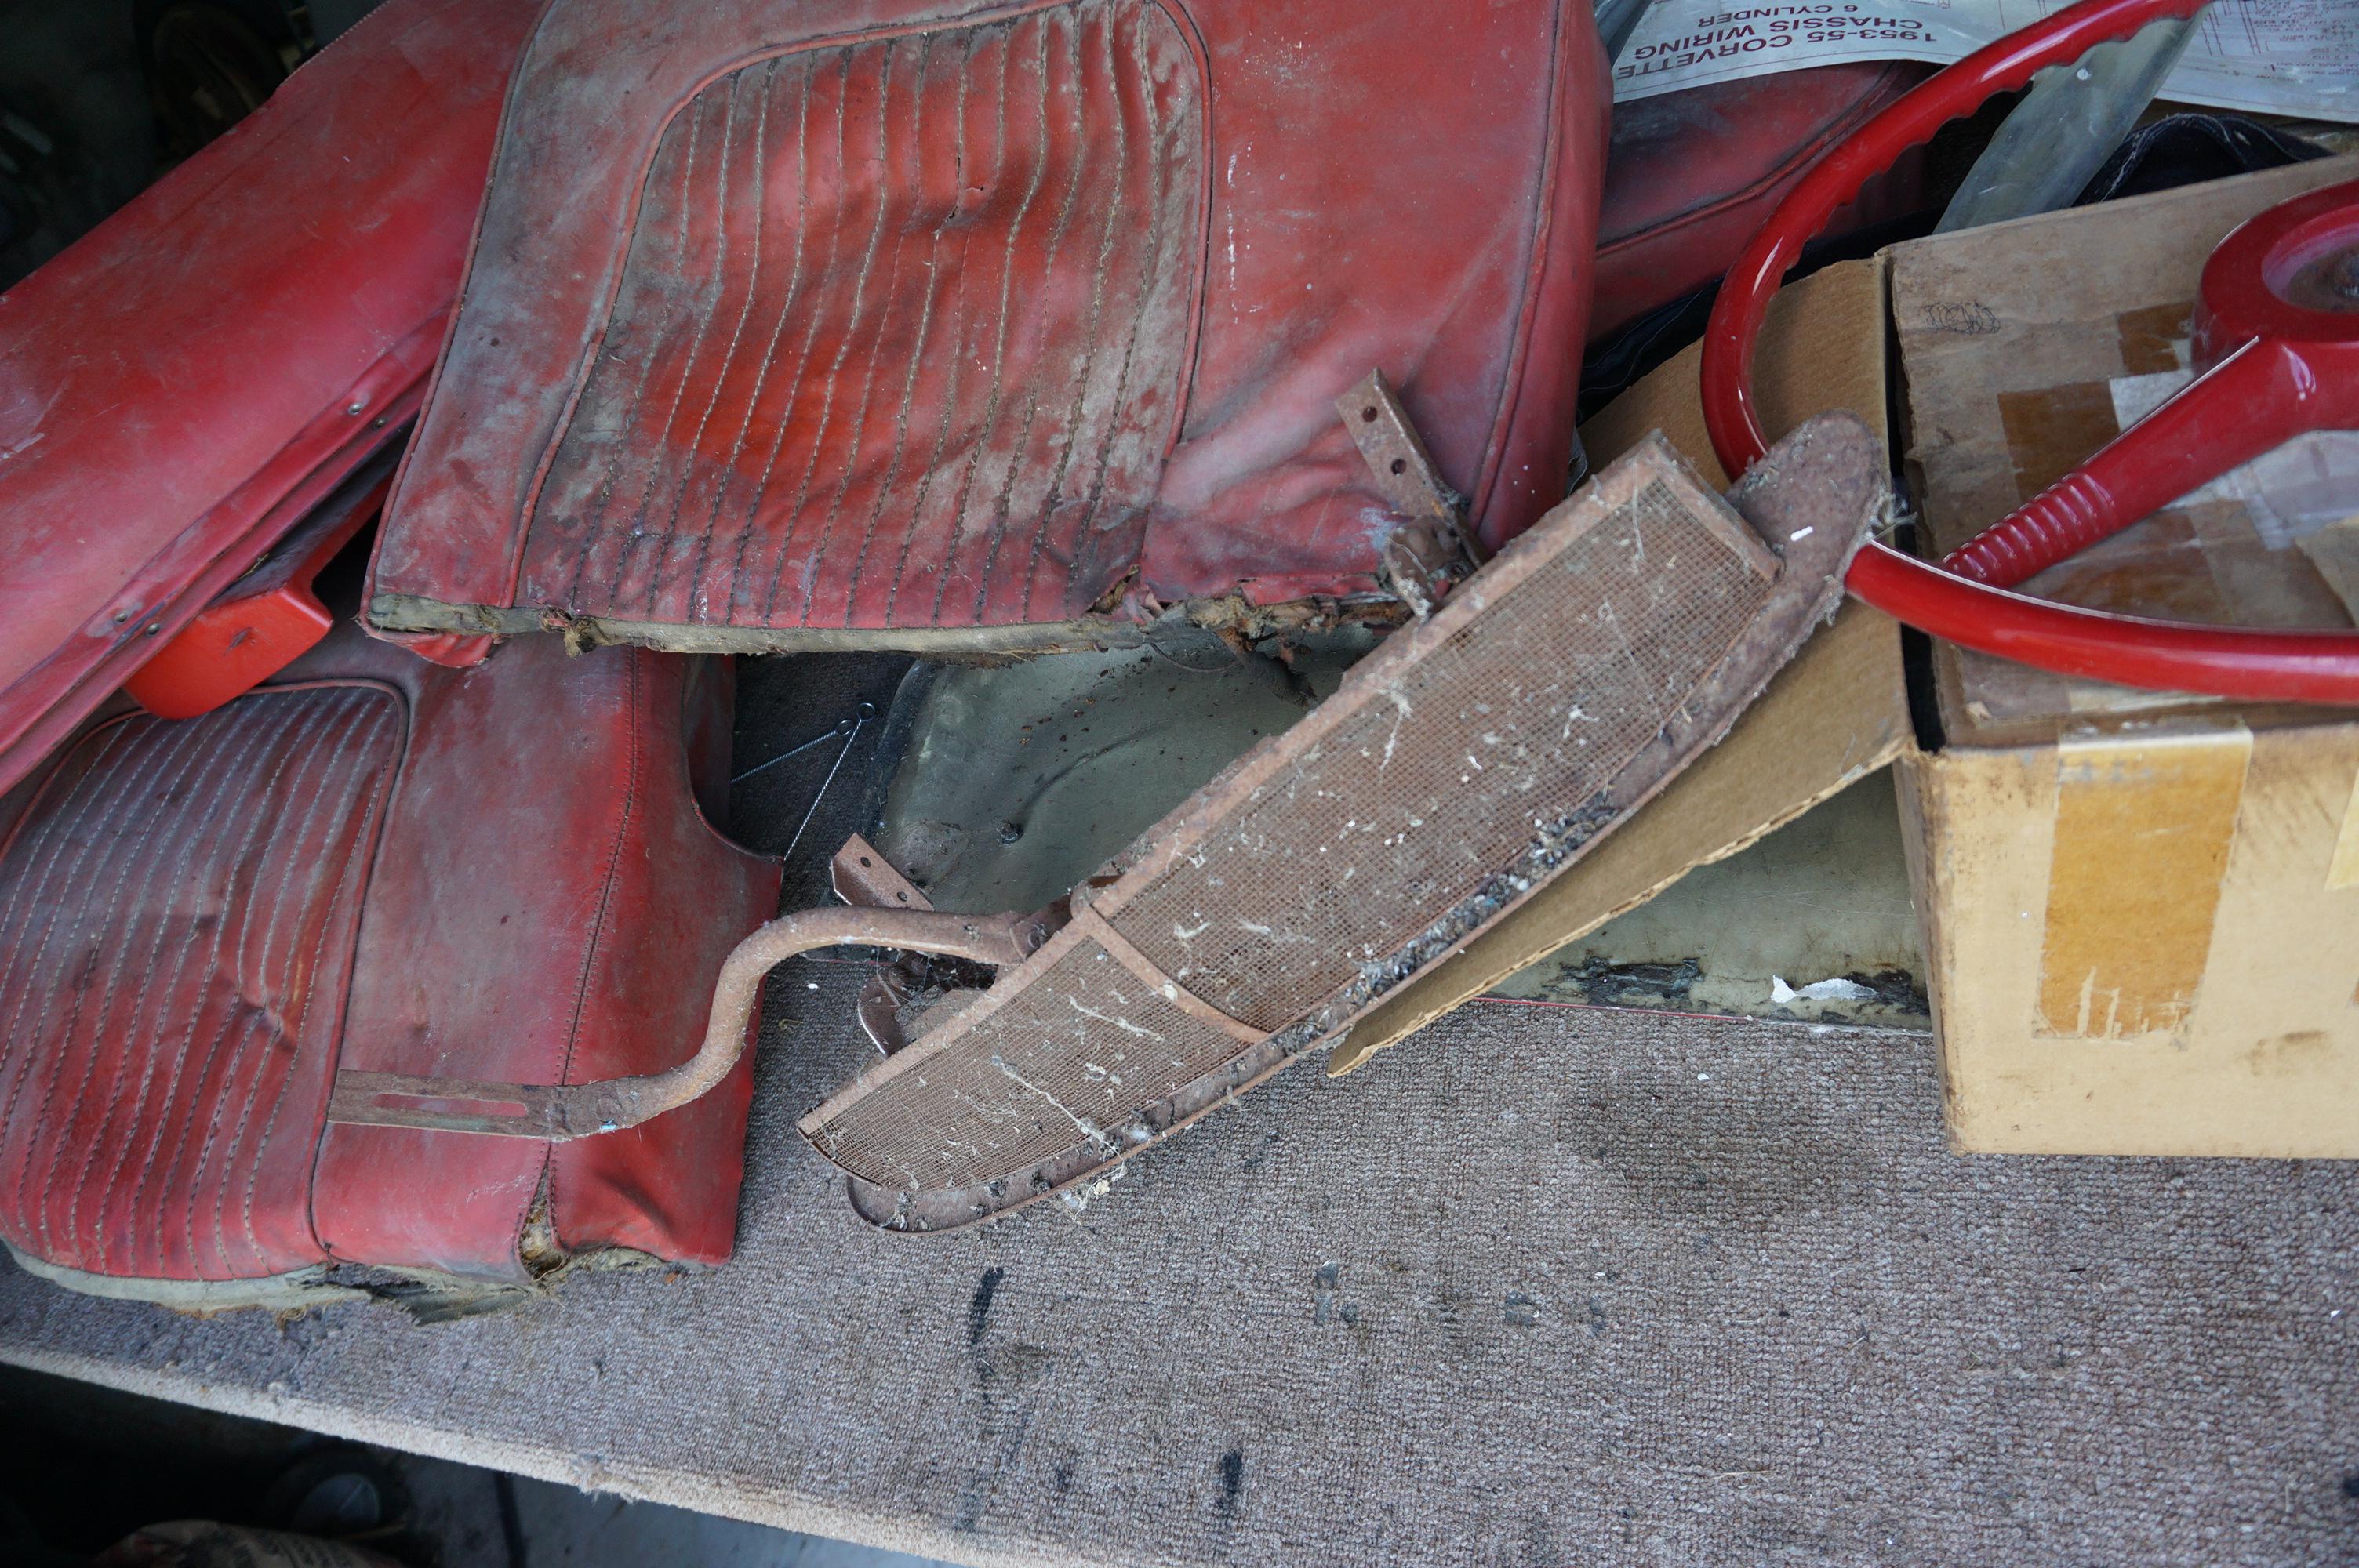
[{"xmin": 1698, "ymin": 0, "xmax": 2359, "ymax": 706}]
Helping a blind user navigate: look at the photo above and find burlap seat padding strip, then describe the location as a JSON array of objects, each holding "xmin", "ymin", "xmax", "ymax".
[{"xmin": 799, "ymin": 419, "xmax": 1879, "ymax": 1227}]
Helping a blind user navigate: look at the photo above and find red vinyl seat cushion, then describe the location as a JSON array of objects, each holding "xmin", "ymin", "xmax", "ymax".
[
  {"xmin": 1590, "ymin": 61, "xmax": 1930, "ymax": 345},
  {"xmin": 364, "ymin": 0, "xmax": 1611, "ymax": 652},
  {"xmin": 0, "ymin": 0, "xmax": 536, "ymax": 794},
  {"xmin": 0, "ymin": 619, "xmax": 777, "ymax": 1287}
]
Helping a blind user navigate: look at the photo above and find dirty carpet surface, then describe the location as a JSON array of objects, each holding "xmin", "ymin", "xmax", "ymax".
[{"xmin": 1, "ymin": 986, "xmax": 2354, "ymax": 1566}]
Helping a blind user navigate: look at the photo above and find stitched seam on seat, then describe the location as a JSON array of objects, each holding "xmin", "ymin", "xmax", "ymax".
[
  {"xmin": 854, "ymin": 31, "xmax": 961, "ymax": 626},
  {"xmin": 971, "ymin": 9, "xmax": 1094, "ymax": 622},
  {"xmin": 304, "ymin": 680, "xmax": 420, "ymax": 1268},
  {"xmin": 500, "ymin": 0, "xmax": 1115, "ymax": 615},
  {"xmin": 120, "ymin": 693, "xmax": 393, "ymax": 1273},
  {"xmin": 1068, "ymin": 6, "xmax": 1176, "ymax": 555},
  {"xmin": 883, "ymin": 34, "xmax": 988, "ymax": 626},
  {"xmin": 641, "ymin": 67, "xmax": 778, "ymax": 619},
  {"xmin": 114, "ymin": 689, "xmax": 398, "ymax": 1271},
  {"xmin": 235, "ymin": 696, "xmax": 403, "ymax": 1269},
  {"xmin": 178, "ymin": 697, "xmax": 377, "ymax": 1277},
  {"xmin": 215, "ymin": 695, "xmax": 378, "ymax": 1272},
  {"xmin": 605, "ymin": 94, "xmax": 747, "ymax": 612},
  {"xmin": 764, "ymin": 45, "xmax": 913, "ymax": 624},
  {"xmin": 1467, "ymin": 0, "xmax": 1573, "ymax": 538},
  {"xmin": 61, "ymin": 700, "xmax": 286, "ymax": 1265},
  {"xmin": 722, "ymin": 56, "xmax": 849, "ymax": 625},
  {"xmin": 558, "ymin": 108, "xmax": 710, "ymax": 613},
  {"xmin": 15, "ymin": 713, "xmax": 222, "ymax": 1264},
  {"xmin": 0, "ymin": 723, "xmax": 141, "ymax": 1188},
  {"xmin": 692, "ymin": 59, "xmax": 812, "ymax": 626},
  {"xmin": 805, "ymin": 38, "xmax": 935, "ymax": 627},
  {"xmin": 1016, "ymin": 5, "xmax": 1129, "ymax": 622},
  {"xmin": 540, "ymin": 652, "xmax": 646, "ymax": 1255}
]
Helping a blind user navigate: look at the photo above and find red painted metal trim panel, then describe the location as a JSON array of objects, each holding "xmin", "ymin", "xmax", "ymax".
[{"xmin": 0, "ymin": 0, "xmax": 536, "ymax": 794}]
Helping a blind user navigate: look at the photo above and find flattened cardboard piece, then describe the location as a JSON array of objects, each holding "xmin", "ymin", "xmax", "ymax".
[
  {"xmin": 1888, "ymin": 153, "xmax": 2359, "ymax": 744},
  {"xmin": 1337, "ymin": 259, "xmax": 1911, "ymax": 1072},
  {"xmin": 1903, "ymin": 720, "xmax": 2359, "ymax": 1158}
]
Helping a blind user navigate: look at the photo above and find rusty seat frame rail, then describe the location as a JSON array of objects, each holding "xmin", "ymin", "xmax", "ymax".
[{"xmin": 327, "ymin": 908, "xmax": 1054, "ymax": 1138}]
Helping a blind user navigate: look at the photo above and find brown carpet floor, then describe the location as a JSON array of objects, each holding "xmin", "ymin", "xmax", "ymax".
[{"xmin": 2, "ymin": 979, "xmax": 2354, "ymax": 1566}]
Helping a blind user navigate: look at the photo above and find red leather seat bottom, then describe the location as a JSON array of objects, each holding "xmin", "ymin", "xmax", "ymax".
[
  {"xmin": 0, "ymin": 619, "xmax": 779, "ymax": 1289},
  {"xmin": 0, "ymin": 686, "xmax": 401, "ymax": 1280}
]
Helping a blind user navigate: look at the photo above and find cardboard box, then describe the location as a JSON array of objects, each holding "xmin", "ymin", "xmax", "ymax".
[
  {"xmin": 1359, "ymin": 154, "xmax": 2359, "ymax": 1165},
  {"xmin": 1890, "ymin": 154, "xmax": 2359, "ymax": 1156}
]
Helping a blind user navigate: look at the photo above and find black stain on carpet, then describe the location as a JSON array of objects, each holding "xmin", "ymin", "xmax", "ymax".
[
  {"xmin": 1215, "ymin": 1449, "xmax": 1245, "ymax": 1518},
  {"xmin": 969, "ymin": 1266, "xmax": 1005, "ymax": 1347},
  {"xmin": 1311, "ymin": 1261, "xmax": 1359, "ymax": 1326}
]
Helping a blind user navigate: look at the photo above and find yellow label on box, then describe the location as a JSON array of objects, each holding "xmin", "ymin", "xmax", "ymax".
[{"xmin": 2035, "ymin": 724, "xmax": 2251, "ymax": 1040}]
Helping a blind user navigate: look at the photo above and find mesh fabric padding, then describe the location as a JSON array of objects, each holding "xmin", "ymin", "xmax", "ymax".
[
  {"xmin": 807, "ymin": 474, "xmax": 1774, "ymax": 1191},
  {"xmin": 0, "ymin": 685, "xmax": 401, "ymax": 1280},
  {"xmin": 1115, "ymin": 478, "xmax": 1763, "ymax": 1029},
  {"xmin": 809, "ymin": 942, "xmax": 1238, "ymax": 1191}
]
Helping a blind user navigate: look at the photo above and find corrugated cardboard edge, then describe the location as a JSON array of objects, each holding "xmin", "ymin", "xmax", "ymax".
[{"xmin": 1334, "ymin": 258, "xmax": 1910, "ymax": 1074}]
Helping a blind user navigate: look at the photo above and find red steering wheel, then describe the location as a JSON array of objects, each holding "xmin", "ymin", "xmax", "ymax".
[{"xmin": 1699, "ymin": 0, "xmax": 2359, "ymax": 705}]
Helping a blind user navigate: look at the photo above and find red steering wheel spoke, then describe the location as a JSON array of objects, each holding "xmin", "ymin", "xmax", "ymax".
[{"xmin": 1699, "ymin": 0, "xmax": 2359, "ymax": 706}]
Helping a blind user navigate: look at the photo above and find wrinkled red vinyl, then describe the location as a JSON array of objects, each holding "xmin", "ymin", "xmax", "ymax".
[
  {"xmin": 1590, "ymin": 62, "xmax": 1928, "ymax": 346},
  {"xmin": 0, "ymin": 621, "xmax": 776, "ymax": 1287},
  {"xmin": 365, "ymin": 0, "xmax": 1608, "ymax": 653},
  {"xmin": 0, "ymin": 0, "xmax": 537, "ymax": 796}
]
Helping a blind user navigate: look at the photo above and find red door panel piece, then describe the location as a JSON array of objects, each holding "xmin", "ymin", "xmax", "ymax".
[
  {"xmin": 364, "ymin": 0, "xmax": 1610, "ymax": 655},
  {"xmin": 1590, "ymin": 62, "xmax": 1929, "ymax": 346},
  {"xmin": 122, "ymin": 455, "xmax": 396, "ymax": 721},
  {"xmin": 0, "ymin": 618, "xmax": 777, "ymax": 1293},
  {"xmin": 0, "ymin": 0, "xmax": 538, "ymax": 797}
]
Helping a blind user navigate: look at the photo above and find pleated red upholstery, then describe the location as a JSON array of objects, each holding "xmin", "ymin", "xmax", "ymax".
[
  {"xmin": 0, "ymin": 618, "xmax": 778, "ymax": 1290},
  {"xmin": 0, "ymin": 688, "xmax": 399, "ymax": 1279},
  {"xmin": 533, "ymin": 3, "xmax": 1197, "ymax": 630},
  {"xmin": 365, "ymin": 0, "xmax": 1609, "ymax": 652}
]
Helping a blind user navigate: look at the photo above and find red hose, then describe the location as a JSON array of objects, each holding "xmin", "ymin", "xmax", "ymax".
[{"xmin": 1699, "ymin": 0, "xmax": 2359, "ymax": 705}]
